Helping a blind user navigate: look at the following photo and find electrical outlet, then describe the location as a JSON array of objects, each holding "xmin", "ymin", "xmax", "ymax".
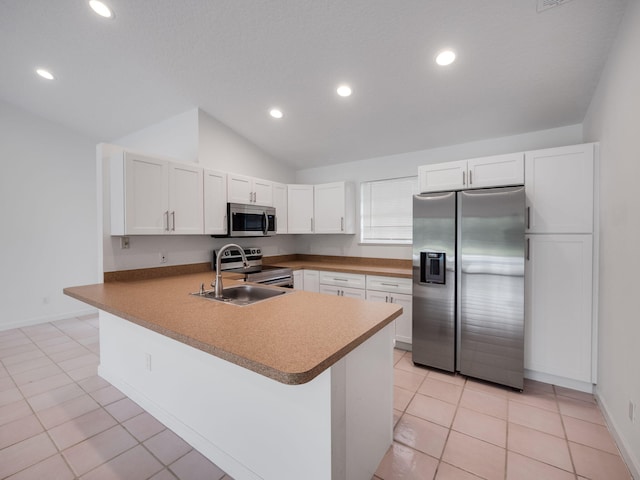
[
  {"xmin": 120, "ymin": 236, "xmax": 130, "ymax": 249},
  {"xmin": 630, "ymin": 401, "xmax": 636, "ymax": 422},
  {"xmin": 160, "ymin": 253, "xmax": 167, "ymax": 264}
]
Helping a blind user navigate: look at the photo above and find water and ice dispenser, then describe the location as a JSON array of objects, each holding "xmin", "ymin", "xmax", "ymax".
[{"xmin": 420, "ymin": 252, "xmax": 446, "ymax": 284}]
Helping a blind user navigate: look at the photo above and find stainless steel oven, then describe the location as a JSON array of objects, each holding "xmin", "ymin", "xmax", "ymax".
[
  {"xmin": 225, "ymin": 203, "xmax": 276, "ymax": 237},
  {"xmin": 213, "ymin": 247, "xmax": 293, "ymax": 288}
]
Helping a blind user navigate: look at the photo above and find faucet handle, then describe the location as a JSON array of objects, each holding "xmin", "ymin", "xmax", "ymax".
[{"xmin": 200, "ymin": 283, "xmax": 205, "ymax": 295}]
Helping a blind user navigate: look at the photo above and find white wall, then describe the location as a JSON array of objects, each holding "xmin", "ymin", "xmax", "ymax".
[
  {"xmin": 0, "ymin": 101, "xmax": 99, "ymax": 330},
  {"xmin": 295, "ymin": 125, "xmax": 583, "ymax": 259},
  {"xmin": 103, "ymin": 109, "xmax": 296, "ymax": 273},
  {"xmin": 583, "ymin": 0, "xmax": 640, "ymax": 476}
]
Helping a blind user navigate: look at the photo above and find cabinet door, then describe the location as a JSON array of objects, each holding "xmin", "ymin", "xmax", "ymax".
[
  {"xmin": 314, "ymin": 182, "xmax": 346, "ymax": 233},
  {"xmin": 124, "ymin": 153, "xmax": 169, "ymax": 234},
  {"xmin": 272, "ymin": 183, "xmax": 288, "ymax": 234},
  {"xmin": 390, "ymin": 293, "xmax": 412, "ymax": 345},
  {"xmin": 525, "ymin": 144, "xmax": 594, "ymax": 234},
  {"xmin": 293, "ymin": 270, "xmax": 304, "ymax": 290},
  {"xmin": 204, "ymin": 169, "xmax": 227, "ymax": 235},
  {"xmin": 467, "ymin": 153, "xmax": 524, "ymax": 189},
  {"xmin": 525, "ymin": 234, "xmax": 593, "ymax": 383},
  {"xmin": 287, "ymin": 185, "xmax": 314, "ymax": 233},
  {"xmin": 303, "ymin": 270, "xmax": 319, "ymax": 292},
  {"xmin": 418, "ymin": 160, "xmax": 467, "ymax": 193},
  {"xmin": 168, "ymin": 163, "xmax": 203, "ymax": 234},
  {"xmin": 253, "ymin": 178, "xmax": 273, "ymax": 206},
  {"xmin": 227, "ymin": 173, "xmax": 252, "ymax": 204}
]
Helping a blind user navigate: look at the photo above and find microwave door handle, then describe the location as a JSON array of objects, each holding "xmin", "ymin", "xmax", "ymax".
[{"xmin": 263, "ymin": 211, "xmax": 268, "ymax": 235}]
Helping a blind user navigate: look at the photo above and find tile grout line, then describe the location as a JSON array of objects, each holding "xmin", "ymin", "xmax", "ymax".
[{"xmin": 552, "ymin": 384, "xmax": 580, "ymax": 480}]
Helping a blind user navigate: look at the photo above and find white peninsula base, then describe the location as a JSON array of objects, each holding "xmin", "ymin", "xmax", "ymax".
[{"xmin": 98, "ymin": 311, "xmax": 394, "ymax": 480}]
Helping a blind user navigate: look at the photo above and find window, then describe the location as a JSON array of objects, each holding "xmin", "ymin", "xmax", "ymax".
[{"xmin": 360, "ymin": 176, "xmax": 419, "ymax": 244}]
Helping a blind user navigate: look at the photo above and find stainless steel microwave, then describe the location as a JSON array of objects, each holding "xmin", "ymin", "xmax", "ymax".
[{"xmin": 224, "ymin": 203, "xmax": 276, "ymax": 237}]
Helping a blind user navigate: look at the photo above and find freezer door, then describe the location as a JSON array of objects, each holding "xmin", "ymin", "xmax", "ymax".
[
  {"xmin": 459, "ymin": 186, "xmax": 525, "ymax": 389},
  {"xmin": 412, "ymin": 192, "xmax": 456, "ymax": 372}
]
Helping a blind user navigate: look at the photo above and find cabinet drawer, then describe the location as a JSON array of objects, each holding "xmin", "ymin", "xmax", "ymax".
[
  {"xmin": 319, "ymin": 285, "xmax": 366, "ymax": 300},
  {"xmin": 366, "ymin": 275, "xmax": 412, "ymax": 295},
  {"xmin": 319, "ymin": 271, "xmax": 366, "ymax": 289}
]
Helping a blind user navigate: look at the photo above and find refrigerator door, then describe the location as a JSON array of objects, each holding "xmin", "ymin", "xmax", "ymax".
[
  {"xmin": 412, "ymin": 192, "xmax": 456, "ymax": 372},
  {"xmin": 458, "ymin": 186, "xmax": 525, "ymax": 389}
]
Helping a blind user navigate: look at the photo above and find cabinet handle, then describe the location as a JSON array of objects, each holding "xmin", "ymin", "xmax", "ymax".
[
  {"xmin": 341, "ymin": 217, "xmax": 344, "ymax": 231},
  {"xmin": 526, "ymin": 206, "xmax": 531, "ymax": 229},
  {"xmin": 390, "ymin": 296, "xmax": 394, "ymax": 303},
  {"xmin": 469, "ymin": 170, "xmax": 473, "ymax": 185},
  {"xmin": 526, "ymin": 238, "xmax": 530, "ymax": 261},
  {"xmin": 334, "ymin": 278, "xmax": 349, "ymax": 282},
  {"xmin": 253, "ymin": 192, "xmax": 257, "ymax": 203},
  {"xmin": 385, "ymin": 296, "xmax": 389, "ymax": 303},
  {"xmin": 462, "ymin": 171, "xmax": 466, "ymax": 185},
  {"xmin": 164, "ymin": 211, "xmax": 170, "ymax": 231},
  {"xmin": 171, "ymin": 211, "xmax": 176, "ymax": 231},
  {"xmin": 381, "ymin": 282, "xmax": 399, "ymax": 287}
]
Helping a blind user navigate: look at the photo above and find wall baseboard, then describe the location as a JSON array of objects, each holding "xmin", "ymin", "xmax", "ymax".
[
  {"xmin": 595, "ymin": 390, "xmax": 639, "ymax": 480},
  {"xmin": 0, "ymin": 308, "xmax": 98, "ymax": 332}
]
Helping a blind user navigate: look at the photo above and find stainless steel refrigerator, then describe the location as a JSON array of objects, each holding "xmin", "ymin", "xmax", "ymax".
[{"xmin": 412, "ymin": 186, "xmax": 525, "ymax": 389}]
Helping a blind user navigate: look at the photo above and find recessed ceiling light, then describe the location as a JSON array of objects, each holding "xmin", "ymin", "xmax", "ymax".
[
  {"xmin": 89, "ymin": 0, "xmax": 114, "ymax": 18},
  {"xmin": 36, "ymin": 68, "xmax": 55, "ymax": 80},
  {"xmin": 269, "ymin": 108, "xmax": 284, "ymax": 119},
  {"xmin": 336, "ymin": 85, "xmax": 352, "ymax": 97},
  {"xmin": 435, "ymin": 50, "xmax": 456, "ymax": 66}
]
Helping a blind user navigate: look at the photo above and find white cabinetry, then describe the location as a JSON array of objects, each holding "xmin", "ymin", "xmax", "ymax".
[
  {"xmin": 110, "ymin": 152, "xmax": 203, "ymax": 235},
  {"xmin": 418, "ymin": 153, "xmax": 524, "ymax": 193},
  {"xmin": 287, "ymin": 185, "xmax": 314, "ymax": 233},
  {"xmin": 227, "ymin": 173, "xmax": 273, "ymax": 206},
  {"xmin": 319, "ymin": 272, "xmax": 366, "ymax": 298},
  {"xmin": 302, "ymin": 270, "xmax": 319, "ymax": 293},
  {"xmin": 524, "ymin": 143, "xmax": 597, "ymax": 388},
  {"xmin": 313, "ymin": 182, "xmax": 355, "ymax": 234},
  {"xmin": 287, "ymin": 182, "xmax": 355, "ymax": 234},
  {"xmin": 525, "ymin": 144, "xmax": 594, "ymax": 234},
  {"xmin": 525, "ymin": 234, "xmax": 594, "ymax": 383},
  {"xmin": 366, "ymin": 276, "xmax": 413, "ymax": 346},
  {"xmin": 293, "ymin": 270, "xmax": 304, "ymax": 290},
  {"xmin": 203, "ymin": 169, "xmax": 227, "ymax": 235},
  {"xmin": 272, "ymin": 182, "xmax": 288, "ymax": 234}
]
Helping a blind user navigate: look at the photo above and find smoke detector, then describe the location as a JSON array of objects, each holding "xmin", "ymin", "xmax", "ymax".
[{"xmin": 537, "ymin": 0, "xmax": 575, "ymax": 13}]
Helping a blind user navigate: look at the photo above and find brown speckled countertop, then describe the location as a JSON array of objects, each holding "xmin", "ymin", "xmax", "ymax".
[
  {"xmin": 265, "ymin": 254, "xmax": 412, "ymax": 279},
  {"xmin": 64, "ymin": 272, "xmax": 402, "ymax": 385}
]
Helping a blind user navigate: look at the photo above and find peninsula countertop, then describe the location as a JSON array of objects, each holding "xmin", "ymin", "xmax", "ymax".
[{"xmin": 64, "ymin": 272, "xmax": 402, "ymax": 385}]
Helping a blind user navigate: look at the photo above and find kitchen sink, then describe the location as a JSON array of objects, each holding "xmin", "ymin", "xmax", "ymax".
[{"xmin": 193, "ymin": 284, "xmax": 290, "ymax": 306}]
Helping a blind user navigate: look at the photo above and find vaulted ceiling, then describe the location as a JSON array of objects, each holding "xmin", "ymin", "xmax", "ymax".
[{"xmin": 0, "ymin": 0, "xmax": 629, "ymax": 168}]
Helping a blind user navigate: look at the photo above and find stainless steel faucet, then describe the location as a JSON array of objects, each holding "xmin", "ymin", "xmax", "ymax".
[{"xmin": 214, "ymin": 243, "xmax": 249, "ymax": 298}]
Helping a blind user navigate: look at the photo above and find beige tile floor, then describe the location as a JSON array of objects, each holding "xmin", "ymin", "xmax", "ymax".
[
  {"xmin": 378, "ymin": 349, "xmax": 633, "ymax": 480},
  {"xmin": 0, "ymin": 314, "xmax": 632, "ymax": 480}
]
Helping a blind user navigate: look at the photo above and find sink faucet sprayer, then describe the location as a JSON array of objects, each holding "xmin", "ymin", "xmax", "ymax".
[{"xmin": 214, "ymin": 244, "xmax": 249, "ymax": 299}]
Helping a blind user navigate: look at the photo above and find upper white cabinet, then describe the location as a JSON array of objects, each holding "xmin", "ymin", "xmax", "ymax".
[
  {"xmin": 287, "ymin": 182, "xmax": 355, "ymax": 234},
  {"xmin": 111, "ymin": 152, "xmax": 203, "ymax": 235},
  {"xmin": 227, "ymin": 173, "xmax": 273, "ymax": 206},
  {"xmin": 525, "ymin": 144, "xmax": 595, "ymax": 234},
  {"xmin": 314, "ymin": 182, "xmax": 356, "ymax": 234},
  {"xmin": 272, "ymin": 182, "xmax": 288, "ymax": 234},
  {"xmin": 287, "ymin": 184, "xmax": 314, "ymax": 233},
  {"xmin": 418, "ymin": 153, "xmax": 524, "ymax": 193},
  {"xmin": 203, "ymin": 169, "xmax": 227, "ymax": 235}
]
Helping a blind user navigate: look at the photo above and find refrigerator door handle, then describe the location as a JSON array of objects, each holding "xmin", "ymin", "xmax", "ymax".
[
  {"xmin": 526, "ymin": 206, "xmax": 530, "ymax": 229},
  {"xmin": 455, "ymin": 193, "xmax": 462, "ymax": 370}
]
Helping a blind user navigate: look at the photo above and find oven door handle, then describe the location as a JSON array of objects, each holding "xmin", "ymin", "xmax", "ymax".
[{"xmin": 258, "ymin": 278, "xmax": 294, "ymax": 288}]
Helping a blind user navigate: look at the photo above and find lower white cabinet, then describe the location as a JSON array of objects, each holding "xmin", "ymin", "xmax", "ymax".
[
  {"xmin": 319, "ymin": 271, "xmax": 366, "ymax": 299},
  {"xmin": 365, "ymin": 276, "xmax": 413, "ymax": 345},
  {"xmin": 302, "ymin": 270, "xmax": 319, "ymax": 293},
  {"xmin": 525, "ymin": 234, "xmax": 594, "ymax": 383},
  {"xmin": 293, "ymin": 270, "xmax": 304, "ymax": 290}
]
